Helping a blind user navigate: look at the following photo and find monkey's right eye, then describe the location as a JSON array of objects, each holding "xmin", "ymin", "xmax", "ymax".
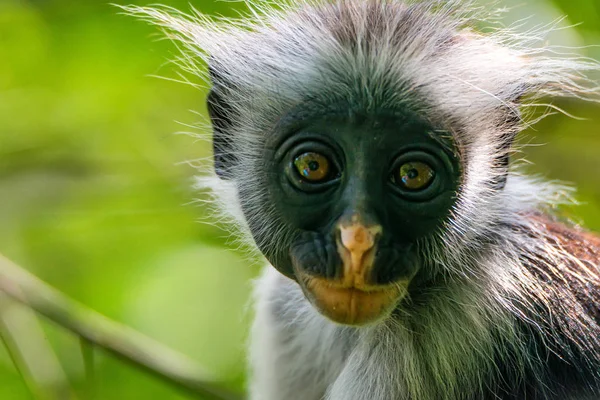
[{"xmin": 294, "ymin": 152, "xmax": 332, "ymax": 183}]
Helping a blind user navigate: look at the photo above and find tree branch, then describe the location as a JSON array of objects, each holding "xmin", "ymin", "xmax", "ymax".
[
  {"xmin": 0, "ymin": 293, "xmax": 74, "ymax": 400},
  {"xmin": 0, "ymin": 254, "xmax": 244, "ymax": 400}
]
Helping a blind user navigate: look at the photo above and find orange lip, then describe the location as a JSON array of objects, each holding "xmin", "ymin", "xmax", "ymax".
[
  {"xmin": 297, "ymin": 218, "xmax": 409, "ymax": 325},
  {"xmin": 302, "ymin": 275, "xmax": 408, "ymax": 325}
]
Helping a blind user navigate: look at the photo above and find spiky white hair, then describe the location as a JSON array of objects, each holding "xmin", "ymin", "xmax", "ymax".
[{"xmin": 123, "ymin": 1, "xmax": 600, "ymax": 398}]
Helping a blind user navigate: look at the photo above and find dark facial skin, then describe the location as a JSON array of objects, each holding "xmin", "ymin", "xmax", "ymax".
[{"xmin": 213, "ymin": 98, "xmax": 462, "ymax": 325}]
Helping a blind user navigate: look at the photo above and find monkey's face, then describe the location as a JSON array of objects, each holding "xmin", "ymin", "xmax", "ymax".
[{"xmin": 238, "ymin": 106, "xmax": 461, "ymax": 326}]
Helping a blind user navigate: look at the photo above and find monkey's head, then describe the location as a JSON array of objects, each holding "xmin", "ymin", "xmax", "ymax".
[
  {"xmin": 211, "ymin": 87, "xmax": 464, "ymax": 325},
  {"xmin": 211, "ymin": 88, "xmax": 462, "ymax": 324},
  {"xmin": 126, "ymin": 1, "xmax": 598, "ymax": 326}
]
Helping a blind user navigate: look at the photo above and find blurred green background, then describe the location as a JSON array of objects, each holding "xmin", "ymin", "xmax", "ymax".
[{"xmin": 0, "ymin": 0, "xmax": 598, "ymax": 399}]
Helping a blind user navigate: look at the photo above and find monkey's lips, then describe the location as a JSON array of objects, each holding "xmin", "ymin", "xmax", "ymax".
[{"xmin": 299, "ymin": 274, "xmax": 409, "ymax": 326}]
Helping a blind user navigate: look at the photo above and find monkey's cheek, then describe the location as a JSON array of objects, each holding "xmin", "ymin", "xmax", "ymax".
[{"xmin": 302, "ymin": 277, "xmax": 408, "ymax": 326}]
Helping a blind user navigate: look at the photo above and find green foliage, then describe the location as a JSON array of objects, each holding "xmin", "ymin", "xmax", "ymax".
[{"xmin": 0, "ymin": 0, "xmax": 598, "ymax": 399}]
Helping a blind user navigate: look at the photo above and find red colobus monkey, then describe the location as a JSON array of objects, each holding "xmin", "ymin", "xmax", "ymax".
[{"xmin": 126, "ymin": 1, "xmax": 600, "ymax": 399}]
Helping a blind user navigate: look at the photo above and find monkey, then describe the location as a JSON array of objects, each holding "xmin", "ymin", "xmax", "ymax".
[{"xmin": 124, "ymin": 0, "xmax": 600, "ymax": 399}]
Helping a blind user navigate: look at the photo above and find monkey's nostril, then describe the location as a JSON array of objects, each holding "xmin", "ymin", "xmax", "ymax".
[{"xmin": 338, "ymin": 223, "xmax": 381, "ymax": 252}]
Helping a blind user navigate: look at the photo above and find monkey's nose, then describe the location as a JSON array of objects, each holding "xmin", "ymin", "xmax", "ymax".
[
  {"xmin": 336, "ymin": 220, "xmax": 382, "ymax": 286},
  {"xmin": 340, "ymin": 224, "xmax": 376, "ymax": 257}
]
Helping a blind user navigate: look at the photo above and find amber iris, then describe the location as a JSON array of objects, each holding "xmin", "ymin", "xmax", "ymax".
[
  {"xmin": 294, "ymin": 152, "xmax": 331, "ymax": 182},
  {"xmin": 396, "ymin": 161, "xmax": 435, "ymax": 190}
]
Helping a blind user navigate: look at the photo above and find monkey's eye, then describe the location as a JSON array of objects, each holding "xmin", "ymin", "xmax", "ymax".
[
  {"xmin": 294, "ymin": 152, "xmax": 331, "ymax": 182},
  {"xmin": 393, "ymin": 161, "xmax": 435, "ymax": 191}
]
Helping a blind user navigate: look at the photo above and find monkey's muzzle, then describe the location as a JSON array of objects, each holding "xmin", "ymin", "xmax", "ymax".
[{"xmin": 296, "ymin": 220, "xmax": 409, "ymax": 326}]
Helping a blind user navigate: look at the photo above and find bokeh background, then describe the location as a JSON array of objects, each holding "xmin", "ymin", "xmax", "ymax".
[{"xmin": 0, "ymin": 0, "xmax": 599, "ymax": 399}]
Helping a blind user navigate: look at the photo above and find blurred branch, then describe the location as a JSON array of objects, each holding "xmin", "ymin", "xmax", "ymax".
[
  {"xmin": 79, "ymin": 337, "xmax": 96, "ymax": 400},
  {"xmin": 0, "ymin": 293, "xmax": 75, "ymax": 400},
  {"xmin": 0, "ymin": 254, "xmax": 244, "ymax": 400}
]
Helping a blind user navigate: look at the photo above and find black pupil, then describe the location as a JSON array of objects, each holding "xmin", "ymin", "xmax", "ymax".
[
  {"xmin": 407, "ymin": 168, "xmax": 419, "ymax": 179},
  {"xmin": 308, "ymin": 161, "xmax": 320, "ymax": 171}
]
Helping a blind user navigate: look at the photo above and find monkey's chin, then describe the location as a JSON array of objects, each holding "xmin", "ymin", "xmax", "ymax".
[{"xmin": 299, "ymin": 275, "xmax": 409, "ymax": 326}]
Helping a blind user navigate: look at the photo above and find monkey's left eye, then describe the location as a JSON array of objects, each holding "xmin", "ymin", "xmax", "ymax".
[
  {"xmin": 392, "ymin": 161, "xmax": 436, "ymax": 191},
  {"xmin": 294, "ymin": 152, "xmax": 332, "ymax": 182}
]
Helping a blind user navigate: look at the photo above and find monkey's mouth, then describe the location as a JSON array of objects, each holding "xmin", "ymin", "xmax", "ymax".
[
  {"xmin": 291, "ymin": 222, "xmax": 413, "ymax": 325},
  {"xmin": 298, "ymin": 272, "xmax": 409, "ymax": 326}
]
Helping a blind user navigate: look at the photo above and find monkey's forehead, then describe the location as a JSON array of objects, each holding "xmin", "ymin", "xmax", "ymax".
[{"xmin": 207, "ymin": 1, "xmax": 526, "ymax": 125}]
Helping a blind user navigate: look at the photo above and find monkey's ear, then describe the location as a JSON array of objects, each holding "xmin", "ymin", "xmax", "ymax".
[{"xmin": 207, "ymin": 67, "xmax": 238, "ymax": 180}]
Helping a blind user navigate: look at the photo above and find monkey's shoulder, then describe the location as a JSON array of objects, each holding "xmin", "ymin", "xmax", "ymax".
[
  {"xmin": 518, "ymin": 214, "xmax": 599, "ymax": 318},
  {"xmin": 532, "ymin": 214, "xmax": 600, "ymax": 257},
  {"xmin": 502, "ymin": 214, "xmax": 600, "ymax": 398},
  {"xmin": 522, "ymin": 213, "xmax": 600, "ymax": 271}
]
